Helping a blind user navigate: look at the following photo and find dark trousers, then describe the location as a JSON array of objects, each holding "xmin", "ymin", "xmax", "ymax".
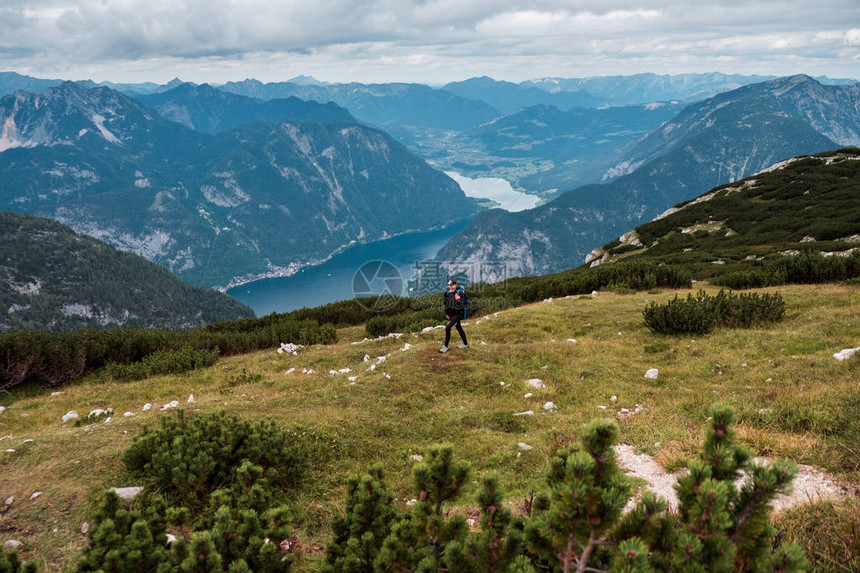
[{"xmin": 444, "ymin": 317, "xmax": 467, "ymax": 347}]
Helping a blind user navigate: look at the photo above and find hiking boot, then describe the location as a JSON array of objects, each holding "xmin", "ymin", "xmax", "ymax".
[
  {"xmin": 438, "ymin": 346, "xmax": 448, "ymax": 354},
  {"xmin": 457, "ymin": 344, "xmax": 469, "ymax": 349}
]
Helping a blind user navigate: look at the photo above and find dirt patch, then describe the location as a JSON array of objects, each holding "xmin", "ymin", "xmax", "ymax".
[{"xmin": 614, "ymin": 445, "xmax": 849, "ymax": 512}]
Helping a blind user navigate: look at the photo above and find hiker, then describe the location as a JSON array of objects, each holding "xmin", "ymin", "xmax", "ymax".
[{"xmin": 439, "ymin": 277, "xmax": 469, "ymax": 353}]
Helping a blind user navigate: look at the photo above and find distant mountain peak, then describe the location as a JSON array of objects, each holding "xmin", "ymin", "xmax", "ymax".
[{"xmin": 287, "ymin": 75, "xmax": 326, "ymax": 86}]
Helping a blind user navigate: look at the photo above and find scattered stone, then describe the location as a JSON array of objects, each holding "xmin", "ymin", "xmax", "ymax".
[
  {"xmin": 383, "ymin": 373, "xmax": 391, "ymax": 380},
  {"xmin": 405, "ymin": 499, "xmax": 417, "ymax": 507},
  {"xmin": 5, "ymin": 449, "xmax": 14, "ymax": 453},
  {"xmin": 363, "ymin": 354, "xmax": 370, "ymax": 362},
  {"xmin": 610, "ymin": 395, "xmax": 617, "ymax": 402},
  {"xmin": 513, "ymin": 411, "xmax": 534, "ymax": 417},
  {"xmin": 20, "ymin": 413, "xmax": 28, "ymax": 418},
  {"xmin": 524, "ymin": 392, "xmax": 533, "ymax": 398},
  {"xmin": 22, "ymin": 439, "xmax": 32, "ymax": 444},
  {"xmin": 277, "ymin": 342, "xmax": 303, "ymax": 355},
  {"xmin": 285, "ymin": 367, "xmax": 296, "ymax": 375},
  {"xmin": 3, "ymin": 540, "xmax": 22, "ymax": 551},
  {"xmin": 123, "ymin": 412, "xmax": 134, "ymax": 417},
  {"xmin": 597, "ymin": 405, "xmax": 607, "ymax": 410},
  {"xmin": 166, "ymin": 533, "xmax": 178, "ymax": 544},
  {"xmin": 161, "ymin": 401, "xmax": 179, "ymax": 410},
  {"xmin": 367, "ymin": 363, "xmax": 377, "ymax": 371},
  {"xmin": 517, "ymin": 442, "xmax": 533, "ymax": 451},
  {"xmin": 480, "ymin": 341, "xmax": 487, "ymax": 345},
  {"xmin": 499, "ymin": 381, "xmax": 506, "ymax": 386},
  {"xmin": 80, "ymin": 522, "xmax": 90, "ymax": 535},
  {"xmin": 543, "ymin": 402, "xmax": 557, "ymax": 411},
  {"xmin": 89, "ymin": 409, "xmax": 106, "ymax": 418},
  {"xmin": 643, "ymin": 368, "xmax": 659, "ymax": 379},
  {"xmin": 376, "ymin": 356, "xmax": 387, "ymax": 364},
  {"xmin": 4, "ymin": 496, "xmax": 13, "ymax": 506},
  {"xmin": 111, "ymin": 486, "xmax": 144, "ymax": 501},
  {"xmin": 142, "ymin": 403, "xmax": 152, "ymax": 412},
  {"xmin": 566, "ymin": 338, "xmax": 577, "ymax": 343},
  {"xmin": 401, "ymin": 343, "xmax": 411, "ymax": 351},
  {"xmin": 543, "ymin": 297, "xmax": 553, "ymax": 303},
  {"xmin": 187, "ymin": 394, "xmax": 195, "ymax": 403},
  {"xmin": 29, "ymin": 492, "xmax": 42, "ymax": 501},
  {"xmin": 526, "ymin": 378, "xmax": 546, "ymax": 390},
  {"xmin": 833, "ymin": 347, "xmax": 860, "ymax": 361},
  {"xmin": 347, "ymin": 376, "xmax": 358, "ymax": 382},
  {"xmin": 0, "ymin": 407, "xmax": 5, "ymax": 415},
  {"xmin": 591, "ymin": 291, "xmax": 598, "ymax": 297},
  {"xmin": 409, "ymin": 454, "xmax": 424, "ymax": 462},
  {"xmin": 51, "ymin": 391, "xmax": 64, "ymax": 397},
  {"xmin": 62, "ymin": 411, "xmax": 79, "ymax": 423}
]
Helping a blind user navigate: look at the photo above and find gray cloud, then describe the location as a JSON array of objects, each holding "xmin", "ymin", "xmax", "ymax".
[{"xmin": 1, "ymin": 0, "xmax": 857, "ymax": 83}]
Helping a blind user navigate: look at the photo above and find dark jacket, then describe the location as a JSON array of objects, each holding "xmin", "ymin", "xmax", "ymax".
[{"xmin": 444, "ymin": 286, "xmax": 469, "ymax": 319}]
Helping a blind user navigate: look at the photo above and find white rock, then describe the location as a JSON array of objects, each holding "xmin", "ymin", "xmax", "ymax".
[
  {"xmin": 513, "ymin": 411, "xmax": 534, "ymax": 416},
  {"xmin": 524, "ymin": 393, "xmax": 533, "ymax": 398},
  {"xmin": 166, "ymin": 533, "xmax": 178, "ymax": 544},
  {"xmin": 5, "ymin": 449, "xmax": 14, "ymax": 453},
  {"xmin": 29, "ymin": 492, "xmax": 42, "ymax": 501},
  {"xmin": 3, "ymin": 540, "xmax": 22, "ymax": 550},
  {"xmin": 62, "ymin": 411, "xmax": 79, "ymax": 423},
  {"xmin": 142, "ymin": 403, "xmax": 152, "ymax": 412},
  {"xmin": 833, "ymin": 347, "xmax": 860, "ymax": 361},
  {"xmin": 499, "ymin": 381, "xmax": 506, "ymax": 386},
  {"xmin": 517, "ymin": 442, "xmax": 533, "ymax": 451},
  {"xmin": 363, "ymin": 354, "xmax": 370, "ymax": 362},
  {"xmin": 566, "ymin": 338, "xmax": 577, "ymax": 343},
  {"xmin": 643, "ymin": 368, "xmax": 659, "ymax": 379},
  {"xmin": 0, "ymin": 407, "xmax": 5, "ymax": 415},
  {"xmin": 339, "ymin": 368, "xmax": 351, "ymax": 374},
  {"xmin": 401, "ymin": 343, "xmax": 411, "ymax": 351},
  {"xmin": 543, "ymin": 297, "xmax": 553, "ymax": 302},
  {"xmin": 347, "ymin": 376, "xmax": 358, "ymax": 382},
  {"xmin": 598, "ymin": 405, "xmax": 607, "ymax": 410},
  {"xmin": 80, "ymin": 522, "xmax": 90, "ymax": 534},
  {"xmin": 405, "ymin": 498, "xmax": 417, "ymax": 507},
  {"xmin": 367, "ymin": 363, "xmax": 376, "ymax": 371},
  {"xmin": 111, "ymin": 486, "xmax": 144, "ymax": 501},
  {"xmin": 383, "ymin": 373, "xmax": 391, "ymax": 380},
  {"xmin": 591, "ymin": 290, "xmax": 598, "ymax": 297},
  {"xmin": 161, "ymin": 401, "xmax": 179, "ymax": 410},
  {"xmin": 285, "ymin": 368, "xmax": 296, "ymax": 375},
  {"xmin": 526, "ymin": 378, "xmax": 546, "ymax": 390},
  {"xmin": 51, "ymin": 391, "xmax": 63, "ymax": 397},
  {"xmin": 22, "ymin": 439, "xmax": 32, "ymax": 444},
  {"xmin": 187, "ymin": 394, "xmax": 195, "ymax": 403},
  {"xmin": 376, "ymin": 356, "xmax": 387, "ymax": 364},
  {"xmin": 610, "ymin": 395, "xmax": 618, "ymax": 402},
  {"xmin": 89, "ymin": 409, "xmax": 105, "ymax": 418},
  {"xmin": 123, "ymin": 412, "xmax": 134, "ymax": 417},
  {"xmin": 104, "ymin": 417, "xmax": 111, "ymax": 424},
  {"xmin": 543, "ymin": 402, "xmax": 557, "ymax": 411},
  {"xmin": 409, "ymin": 454, "xmax": 424, "ymax": 462},
  {"xmin": 5, "ymin": 496, "xmax": 13, "ymax": 506},
  {"xmin": 480, "ymin": 341, "xmax": 487, "ymax": 345},
  {"xmin": 306, "ymin": 369, "xmax": 315, "ymax": 374}
]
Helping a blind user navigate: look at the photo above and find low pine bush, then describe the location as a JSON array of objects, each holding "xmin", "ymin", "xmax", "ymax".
[
  {"xmin": 643, "ymin": 289, "xmax": 785, "ymax": 334},
  {"xmin": 105, "ymin": 346, "xmax": 220, "ymax": 381},
  {"xmin": 122, "ymin": 410, "xmax": 307, "ymax": 509},
  {"xmin": 0, "ymin": 549, "xmax": 37, "ymax": 573},
  {"xmin": 325, "ymin": 405, "xmax": 808, "ymax": 572}
]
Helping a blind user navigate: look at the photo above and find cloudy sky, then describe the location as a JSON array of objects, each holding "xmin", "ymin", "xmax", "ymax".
[{"xmin": 1, "ymin": 0, "xmax": 858, "ymax": 85}]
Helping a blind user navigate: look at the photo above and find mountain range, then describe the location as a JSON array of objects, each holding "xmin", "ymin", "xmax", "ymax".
[
  {"xmin": 0, "ymin": 82, "xmax": 478, "ymax": 288},
  {"xmin": 0, "ymin": 211, "xmax": 253, "ymax": 331},
  {"xmin": 433, "ymin": 75, "xmax": 859, "ymax": 278}
]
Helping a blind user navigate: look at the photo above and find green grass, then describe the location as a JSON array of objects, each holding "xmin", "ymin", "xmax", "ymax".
[{"xmin": 0, "ymin": 283, "xmax": 858, "ymax": 571}]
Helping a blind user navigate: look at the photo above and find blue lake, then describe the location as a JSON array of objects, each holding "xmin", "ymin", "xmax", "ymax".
[{"xmin": 227, "ymin": 220, "xmax": 470, "ymax": 315}]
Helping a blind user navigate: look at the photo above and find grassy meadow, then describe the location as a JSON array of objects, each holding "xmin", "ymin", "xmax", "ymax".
[{"xmin": 1, "ymin": 283, "xmax": 859, "ymax": 571}]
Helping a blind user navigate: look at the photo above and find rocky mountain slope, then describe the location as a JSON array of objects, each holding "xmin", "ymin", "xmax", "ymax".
[
  {"xmin": 0, "ymin": 211, "xmax": 253, "ymax": 331},
  {"xmin": 433, "ymin": 76, "xmax": 856, "ymax": 278},
  {"xmin": 0, "ymin": 82, "xmax": 478, "ymax": 288}
]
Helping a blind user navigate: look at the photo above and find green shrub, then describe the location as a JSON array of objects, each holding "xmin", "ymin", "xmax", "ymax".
[
  {"xmin": 105, "ymin": 346, "xmax": 220, "ymax": 381},
  {"xmin": 0, "ymin": 549, "xmax": 38, "ymax": 573},
  {"xmin": 122, "ymin": 410, "xmax": 307, "ymax": 509},
  {"xmin": 643, "ymin": 289, "xmax": 784, "ymax": 334},
  {"xmin": 330, "ymin": 405, "xmax": 807, "ymax": 572}
]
